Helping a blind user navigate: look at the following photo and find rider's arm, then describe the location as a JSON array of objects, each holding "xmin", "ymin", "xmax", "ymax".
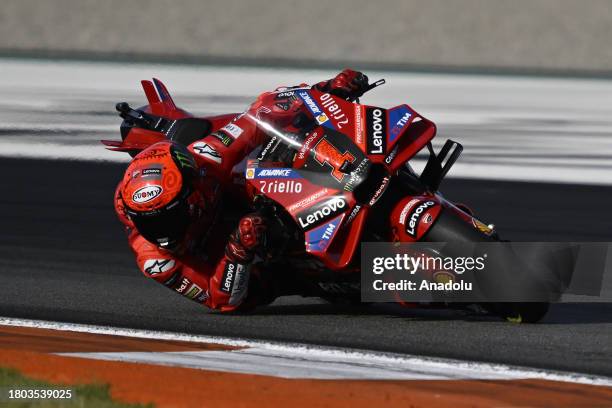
[
  {"xmin": 188, "ymin": 69, "xmax": 370, "ymax": 186},
  {"xmin": 209, "ymin": 212, "xmax": 273, "ymax": 312},
  {"xmin": 188, "ymin": 113, "xmax": 268, "ymax": 188},
  {"xmin": 130, "ymin": 233, "xmax": 253, "ymax": 312}
]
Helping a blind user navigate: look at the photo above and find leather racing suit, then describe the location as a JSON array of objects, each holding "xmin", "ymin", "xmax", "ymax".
[{"xmin": 114, "ymin": 69, "xmax": 369, "ymax": 312}]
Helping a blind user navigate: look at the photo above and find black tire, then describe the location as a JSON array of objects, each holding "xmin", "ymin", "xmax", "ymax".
[
  {"xmin": 484, "ymin": 302, "xmax": 550, "ymax": 324},
  {"xmin": 423, "ymin": 207, "xmax": 550, "ymax": 323}
]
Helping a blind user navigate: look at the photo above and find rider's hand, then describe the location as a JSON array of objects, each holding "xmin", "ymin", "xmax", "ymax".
[
  {"xmin": 314, "ymin": 69, "xmax": 369, "ymax": 100},
  {"xmin": 226, "ymin": 214, "xmax": 267, "ymax": 263},
  {"xmin": 251, "ymin": 89, "xmax": 303, "ymax": 128}
]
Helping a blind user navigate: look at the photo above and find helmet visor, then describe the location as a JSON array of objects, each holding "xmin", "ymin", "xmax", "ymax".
[{"xmin": 128, "ymin": 198, "xmax": 191, "ymax": 250}]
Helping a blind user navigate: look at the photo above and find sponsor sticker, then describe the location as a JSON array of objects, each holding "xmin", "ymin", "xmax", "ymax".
[
  {"xmin": 255, "ymin": 168, "xmax": 301, "ymax": 178},
  {"xmin": 211, "ymin": 131, "xmax": 233, "ymax": 146},
  {"xmin": 287, "ymin": 188, "xmax": 329, "ymax": 213},
  {"xmin": 192, "ymin": 142, "xmax": 222, "ymax": 164},
  {"xmin": 405, "ymin": 200, "xmax": 437, "ymax": 237},
  {"xmin": 344, "ymin": 204, "xmax": 362, "ymax": 225},
  {"xmin": 258, "ymin": 180, "xmax": 303, "ymax": 194},
  {"xmin": 185, "ymin": 283, "xmax": 203, "ymax": 299},
  {"xmin": 298, "ymin": 131, "xmax": 320, "ymax": 160},
  {"xmin": 275, "ymin": 90, "xmax": 295, "ymax": 98},
  {"xmin": 141, "ymin": 167, "xmax": 162, "ymax": 179},
  {"xmin": 132, "ymin": 185, "xmax": 163, "ymax": 203},
  {"xmin": 385, "ymin": 145, "xmax": 398, "ymax": 165},
  {"xmin": 143, "ymin": 259, "xmax": 175, "ymax": 275},
  {"xmin": 221, "ymin": 263, "xmax": 237, "ymax": 293},
  {"xmin": 388, "ymin": 106, "xmax": 413, "ymax": 142},
  {"xmin": 399, "ymin": 199, "xmax": 420, "ymax": 225},
  {"xmin": 297, "ymin": 196, "xmax": 347, "ymax": 230},
  {"xmin": 316, "ymin": 113, "xmax": 329, "ymax": 125},
  {"xmin": 257, "ymin": 136, "xmax": 279, "ymax": 161},
  {"xmin": 196, "ymin": 290, "xmax": 209, "ymax": 303},
  {"xmin": 343, "ymin": 158, "xmax": 370, "ymax": 192},
  {"xmin": 368, "ymin": 176, "xmax": 390, "ymax": 206},
  {"xmin": 245, "ymin": 168, "xmax": 256, "ymax": 180},
  {"xmin": 172, "ymin": 148, "xmax": 196, "ymax": 169},
  {"xmin": 306, "ymin": 215, "xmax": 342, "ymax": 251},
  {"xmin": 175, "ymin": 277, "xmax": 192, "ymax": 294},
  {"xmin": 298, "ymin": 90, "xmax": 338, "ymax": 129},
  {"xmin": 297, "ymin": 90, "xmax": 322, "ymax": 115},
  {"xmin": 319, "ymin": 93, "xmax": 349, "ymax": 128},
  {"xmin": 221, "ymin": 123, "xmax": 244, "ymax": 139},
  {"xmin": 366, "ymin": 107, "xmax": 387, "ymax": 155},
  {"xmin": 228, "ymin": 264, "xmax": 248, "ymax": 306},
  {"xmin": 354, "ymin": 104, "xmax": 364, "ymax": 147},
  {"xmin": 275, "ymin": 101, "xmax": 291, "ymax": 111}
]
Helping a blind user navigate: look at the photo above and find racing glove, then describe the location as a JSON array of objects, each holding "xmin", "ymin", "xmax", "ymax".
[
  {"xmin": 313, "ymin": 69, "xmax": 369, "ymax": 101},
  {"xmin": 225, "ymin": 213, "xmax": 268, "ymax": 263}
]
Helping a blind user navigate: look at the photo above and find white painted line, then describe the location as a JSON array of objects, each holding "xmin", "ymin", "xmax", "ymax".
[
  {"xmin": 1, "ymin": 317, "xmax": 611, "ymax": 385},
  {"xmin": 0, "ymin": 142, "xmax": 130, "ymax": 162},
  {"xmin": 2, "ymin": 58, "xmax": 612, "ymax": 185},
  {"xmin": 1, "ymin": 142, "xmax": 610, "ymax": 185}
]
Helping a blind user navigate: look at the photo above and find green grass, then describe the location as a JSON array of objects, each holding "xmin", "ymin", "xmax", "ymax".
[{"xmin": 0, "ymin": 366, "xmax": 153, "ymax": 408}]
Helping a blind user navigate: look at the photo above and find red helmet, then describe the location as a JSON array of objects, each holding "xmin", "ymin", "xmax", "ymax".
[{"xmin": 120, "ymin": 141, "xmax": 211, "ymax": 251}]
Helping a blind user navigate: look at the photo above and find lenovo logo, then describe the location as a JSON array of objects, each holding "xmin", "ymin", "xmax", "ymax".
[
  {"xmin": 406, "ymin": 201, "xmax": 436, "ymax": 237},
  {"xmin": 297, "ymin": 197, "xmax": 347, "ymax": 229},
  {"xmin": 366, "ymin": 107, "xmax": 387, "ymax": 155}
]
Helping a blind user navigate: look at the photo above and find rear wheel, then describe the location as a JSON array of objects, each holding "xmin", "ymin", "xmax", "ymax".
[{"xmin": 423, "ymin": 207, "xmax": 550, "ymax": 323}]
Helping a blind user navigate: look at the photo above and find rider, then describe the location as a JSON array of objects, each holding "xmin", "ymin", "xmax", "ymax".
[{"xmin": 115, "ymin": 69, "xmax": 370, "ymax": 312}]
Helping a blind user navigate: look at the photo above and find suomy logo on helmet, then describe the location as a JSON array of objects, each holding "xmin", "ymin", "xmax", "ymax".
[{"xmin": 132, "ymin": 185, "xmax": 163, "ymax": 204}]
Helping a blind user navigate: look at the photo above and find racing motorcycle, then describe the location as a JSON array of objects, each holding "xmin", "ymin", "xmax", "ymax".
[{"xmin": 103, "ymin": 78, "xmax": 552, "ymax": 323}]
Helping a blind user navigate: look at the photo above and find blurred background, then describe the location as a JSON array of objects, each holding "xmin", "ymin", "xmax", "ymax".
[{"xmin": 2, "ymin": 0, "xmax": 612, "ymax": 74}]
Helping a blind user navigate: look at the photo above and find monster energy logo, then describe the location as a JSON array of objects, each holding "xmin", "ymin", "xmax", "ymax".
[{"xmin": 173, "ymin": 149, "xmax": 195, "ymax": 169}]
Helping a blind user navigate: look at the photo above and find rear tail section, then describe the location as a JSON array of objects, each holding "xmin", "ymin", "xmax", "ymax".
[
  {"xmin": 153, "ymin": 78, "xmax": 177, "ymax": 111},
  {"xmin": 101, "ymin": 78, "xmax": 193, "ymax": 157}
]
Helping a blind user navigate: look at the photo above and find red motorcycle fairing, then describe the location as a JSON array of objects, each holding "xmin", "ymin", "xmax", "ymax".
[
  {"xmin": 390, "ymin": 195, "xmax": 443, "ymax": 242},
  {"xmin": 101, "ymin": 78, "xmax": 237, "ymax": 154},
  {"xmin": 245, "ymin": 88, "xmax": 437, "ymax": 270},
  {"xmin": 390, "ymin": 194, "xmax": 495, "ymax": 243}
]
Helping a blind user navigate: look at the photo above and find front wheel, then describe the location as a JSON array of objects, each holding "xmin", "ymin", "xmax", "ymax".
[
  {"xmin": 423, "ymin": 207, "xmax": 550, "ymax": 323},
  {"xmin": 483, "ymin": 302, "xmax": 550, "ymax": 323}
]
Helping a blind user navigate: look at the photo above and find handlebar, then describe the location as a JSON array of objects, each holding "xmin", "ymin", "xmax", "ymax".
[
  {"xmin": 366, "ymin": 78, "xmax": 386, "ymax": 92},
  {"xmin": 352, "ymin": 78, "xmax": 385, "ymax": 103}
]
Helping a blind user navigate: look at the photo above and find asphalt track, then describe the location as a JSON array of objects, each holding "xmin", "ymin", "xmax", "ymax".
[
  {"xmin": 0, "ymin": 58, "xmax": 611, "ymax": 378},
  {"xmin": 1, "ymin": 157, "xmax": 611, "ymax": 377}
]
